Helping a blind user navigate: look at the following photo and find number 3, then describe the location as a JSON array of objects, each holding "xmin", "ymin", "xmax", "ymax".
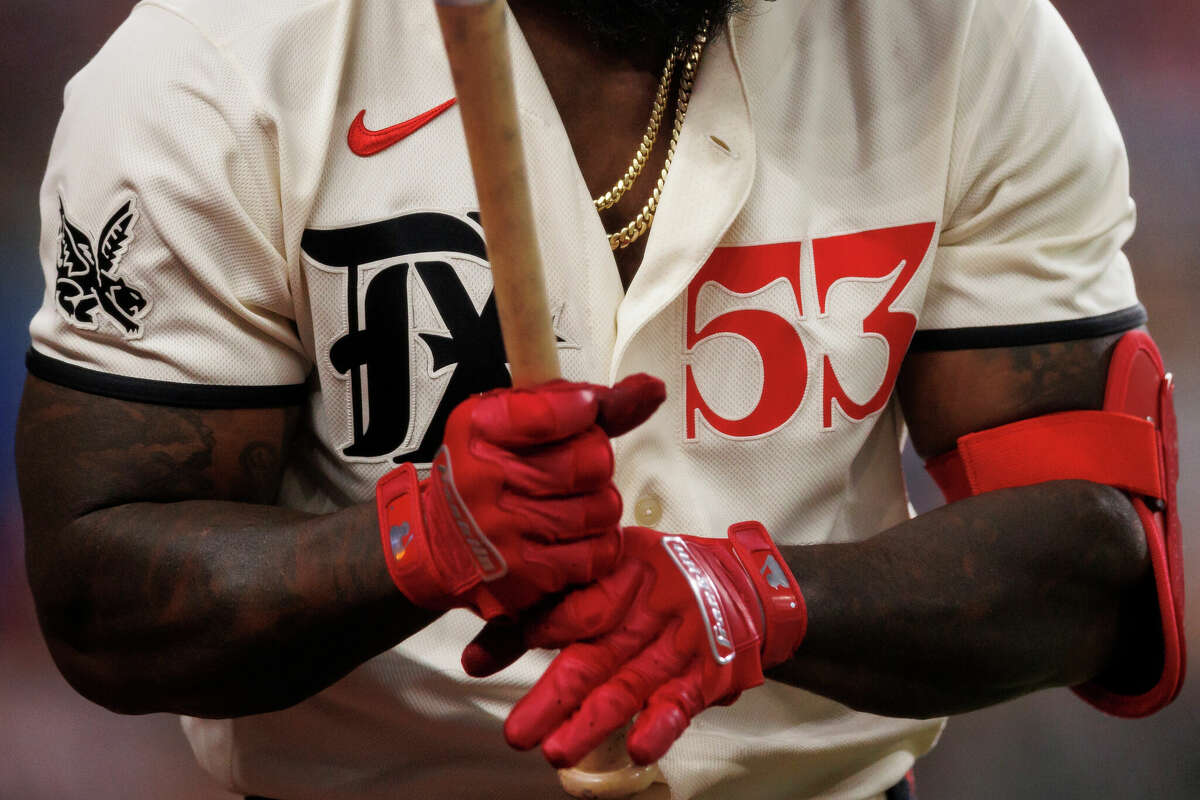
[{"xmin": 815, "ymin": 221, "xmax": 936, "ymax": 428}]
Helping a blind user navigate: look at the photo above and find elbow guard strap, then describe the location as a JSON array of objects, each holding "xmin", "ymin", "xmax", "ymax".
[{"xmin": 924, "ymin": 330, "xmax": 1183, "ymax": 717}]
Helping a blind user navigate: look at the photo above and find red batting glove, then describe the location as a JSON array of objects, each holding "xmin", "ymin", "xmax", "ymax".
[
  {"xmin": 376, "ymin": 374, "xmax": 666, "ymax": 620},
  {"xmin": 497, "ymin": 523, "xmax": 806, "ymax": 767}
]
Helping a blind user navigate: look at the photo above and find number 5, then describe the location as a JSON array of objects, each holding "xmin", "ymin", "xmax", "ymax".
[{"xmin": 684, "ymin": 243, "xmax": 808, "ymax": 440}]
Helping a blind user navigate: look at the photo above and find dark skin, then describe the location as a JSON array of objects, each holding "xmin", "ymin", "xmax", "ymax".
[
  {"xmin": 16, "ymin": 383, "xmax": 436, "ymax": 716},
  {"xmin": 508, "ymin": 0, "xmax": 677, "ymax": 287},
  {"xmin": 17, "ymin": 7, "xmax": 1152, "ymax": 721}
]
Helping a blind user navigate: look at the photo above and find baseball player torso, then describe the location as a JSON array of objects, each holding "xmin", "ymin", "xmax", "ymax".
[{"xmin": 30, "ymin": 1, "xmax": 1142, "ymax": 798}]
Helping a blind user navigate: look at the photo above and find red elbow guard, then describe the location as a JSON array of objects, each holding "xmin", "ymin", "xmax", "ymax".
[{"xmin": 924, "ymin": 330, "xmax": 1184, "ymax": 717}]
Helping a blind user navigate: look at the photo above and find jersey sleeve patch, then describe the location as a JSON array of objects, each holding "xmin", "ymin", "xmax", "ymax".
[
  {"xmin": 26, "ymin": 349, "xmax": 309, "ymax": 409},
  {"xmin": 54, "ymin": 195, "xmax": 151, "ymax": 340}
]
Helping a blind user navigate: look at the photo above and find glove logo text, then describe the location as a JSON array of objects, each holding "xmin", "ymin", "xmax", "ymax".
[
  {"xmin": 436, "ymin": 452, "xmax": 507, "ymax": 580},
  {"xmin": 663, "ymin": 536, "xmax": 735, "ymax": 664}
]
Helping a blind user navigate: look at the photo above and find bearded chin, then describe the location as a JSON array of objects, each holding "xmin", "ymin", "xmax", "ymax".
[{"xmin": 556, "ymin": 0, "xmax": 746, "ymax": 53}]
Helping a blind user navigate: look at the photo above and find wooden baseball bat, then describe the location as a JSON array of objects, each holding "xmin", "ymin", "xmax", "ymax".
[
  {"xmin": 433, "ymin": 1, "xmax": 663, "ymax": 797},
  {"xmin": 434, "ymin": 0, "xmax": 557, "ymax": 388}
]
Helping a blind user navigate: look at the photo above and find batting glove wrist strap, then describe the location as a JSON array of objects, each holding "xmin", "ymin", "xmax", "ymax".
[
  {"xmin": 727, "ymin": 521, "xmax": 807, "ymax": 668},
  {"xmin": 376, "ymin": 462, "xmax": 493, "ymax": 613}
]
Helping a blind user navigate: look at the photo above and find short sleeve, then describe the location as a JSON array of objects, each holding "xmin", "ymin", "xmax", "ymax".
[
  {"xmin": 27, "ymin": 4, "xmax": 310, "ymax": 407},
  {"xmin": 914, "ymin": 0, "xmax": 1144, "ymax": 351}
]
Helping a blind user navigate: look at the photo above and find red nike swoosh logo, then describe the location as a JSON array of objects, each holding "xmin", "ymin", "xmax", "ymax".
[{"xmin": 347, "ymin": 98, "xmax": 458, "ymax": 157}]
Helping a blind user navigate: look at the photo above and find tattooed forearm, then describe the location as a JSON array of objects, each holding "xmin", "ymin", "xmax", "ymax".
[
  {"xmin": 16, "ymin": 377, "xmax": 436, "ymax": 717},
  {"xmin": 768, "ymin": 480, "xmax": 1151, "ymax": 717},
  {"xmin": 53, "ymin": 500, "xmax": 433, "ymax": 717}
]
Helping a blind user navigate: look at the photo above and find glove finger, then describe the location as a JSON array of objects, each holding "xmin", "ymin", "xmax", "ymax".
[
  {"xmin": 506, "ymin": 640, "xmax": 627, "ymax": 751},
  {"xmin": 501, "ymin": 486, "xmax": 622, "ymax": 541},
  {"xmin": 472, "ymin": 383, "xmax": 602, "ymax": 448},
  {"xmin": 541, "ymin": 629, "xmax": 686, "ymax": 768},
  {"xmin": 461, "ymin": 618, "xmax": 528, "ymax": 678},
  {"xmin": 488, "ymin": 428, "xmax": 614, "ymax": 496},
  {"xmin": 595, "ymin": 373, "xmax": 667, "ymax": 438},
  {"xmin": 626, "ymin": 671, "xmax": 708, "ymax": 765},
  {"xmin": 522, "ymin": 532, "xmax": 623, "ymax": 589},
  {"xmin": 523, "ymin": 560, "xmax": 645, "ymax": 649},
  {"xmin": 537, "ymin": 532, "xmax": 624, "ymax": 587}
]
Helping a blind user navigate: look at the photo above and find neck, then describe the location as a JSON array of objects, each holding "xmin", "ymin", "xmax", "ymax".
[
  {"xmin": 507, "ymin": 0, "xmax": 677, "ymax": 71},
  {"xmin": 506, "ymin": 2, "xmax": 692, "ymax": 287},
  {"xmin": 508, "ymin": 2, "xmax": 670, "ymax": 202}
]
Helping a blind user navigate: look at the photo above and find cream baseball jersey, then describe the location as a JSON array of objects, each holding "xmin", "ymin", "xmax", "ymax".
[{"xmin": 29, "ymin": 0, "xmax": 1144, "ymax": 798}]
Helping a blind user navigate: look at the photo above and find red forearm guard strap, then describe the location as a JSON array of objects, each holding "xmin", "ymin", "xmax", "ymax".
[
  {"xmin": 925, "ymin": 411, "xmax": 1162, "ymax": 501},
  {"xmin": 924, "ymin": 330, "xmax": 1184, "ymax": 717}
]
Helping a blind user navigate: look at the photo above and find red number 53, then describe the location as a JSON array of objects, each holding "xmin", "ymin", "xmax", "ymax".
[{"xmin": 684, "ymin": 222, "xmax": 936, "ymax": 440}]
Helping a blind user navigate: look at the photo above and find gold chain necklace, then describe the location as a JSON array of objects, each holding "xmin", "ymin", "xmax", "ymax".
[
  {"xmin": 598, "ymin": 22, "xmax": 709, "ymax": 251},
  {"xmin": 593, "ymin": 45, "xmax": 680, "ymax": 212}
]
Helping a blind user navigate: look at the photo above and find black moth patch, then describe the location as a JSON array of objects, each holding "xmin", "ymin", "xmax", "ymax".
[{"xmin": 55, "ymin": 195, "xmax": 150, "ymax": 339}]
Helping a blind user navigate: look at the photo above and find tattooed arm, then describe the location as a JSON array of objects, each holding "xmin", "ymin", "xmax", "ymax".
[
  {"xmin": 765, "ymin": 333, "xmax": 1156, "ymax": 716},
  {"xmin": 15, "ymin": 376, "xmax": 437, "ymax": 718}
]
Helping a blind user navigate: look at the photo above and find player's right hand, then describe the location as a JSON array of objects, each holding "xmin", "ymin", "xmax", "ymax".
[{"xmin": 375, "ymin": 374, "xmax": 666, "ymax": 620}]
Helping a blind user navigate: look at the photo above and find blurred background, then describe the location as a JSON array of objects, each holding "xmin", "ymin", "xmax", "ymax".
[{"xmin": 0, "ymin": 1, "xmax": 1196, "ymax": 798}]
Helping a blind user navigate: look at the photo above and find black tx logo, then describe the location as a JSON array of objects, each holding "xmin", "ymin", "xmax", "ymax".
[
  {"xmin": 304, "ymin": 211, "xmax": 566, "ymax": 466},
  {"xmin": 328, "ymin": 258, "xmax": 512, "ymax": 464},
  {"xmin": 54, "ymin": 196, "xmax": 149, "ymax": 339}
]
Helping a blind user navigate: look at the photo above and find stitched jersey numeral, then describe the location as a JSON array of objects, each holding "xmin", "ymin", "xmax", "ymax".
[
  {"xmin": 814, "ymin": 222, "xmax": 937, "ymax": 428},
  {"xmin": 685, "ymin": 242, "xmax": 808, "ymax": 440},
  {"xmin": 684, "ymin": 222, "xmax": 935, "ymax": 440}
]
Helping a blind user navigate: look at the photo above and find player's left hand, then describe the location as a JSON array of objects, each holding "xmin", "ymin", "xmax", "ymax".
[{"xmin": 466, "ymin": 523, "xmax": 808, "ymax": 766}]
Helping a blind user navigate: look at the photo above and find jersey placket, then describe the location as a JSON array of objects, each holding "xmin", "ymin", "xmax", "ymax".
[{"xmin": 608, "ymin": 23, "xmax": 759, "ymax": 386}]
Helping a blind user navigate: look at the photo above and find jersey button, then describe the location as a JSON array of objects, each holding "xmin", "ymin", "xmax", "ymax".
[{"xmin": 633, "ymin": 494, "xmax": 663, "ymax": 528}]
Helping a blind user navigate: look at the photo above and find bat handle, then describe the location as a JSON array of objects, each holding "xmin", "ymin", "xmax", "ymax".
[
  {"xmin": 433, "ymin": 2, "xmax": 665, "ymax": 795},
  {"xmin": 558, "ymin": 725, "xmax": 664, "ymax": 799},
  {"xmin": 435, "ymin": 0, "xmax": 559, "ymax": 387}
]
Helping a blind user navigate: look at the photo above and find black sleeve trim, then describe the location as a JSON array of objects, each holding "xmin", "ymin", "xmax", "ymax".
[
  {"xmin": 26, "ymin": 349, "xmax": 308, "ymax": 409},
  {"xmin": 910, "ymin": 305, "xmax": 1147, "ymax": 352}
]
